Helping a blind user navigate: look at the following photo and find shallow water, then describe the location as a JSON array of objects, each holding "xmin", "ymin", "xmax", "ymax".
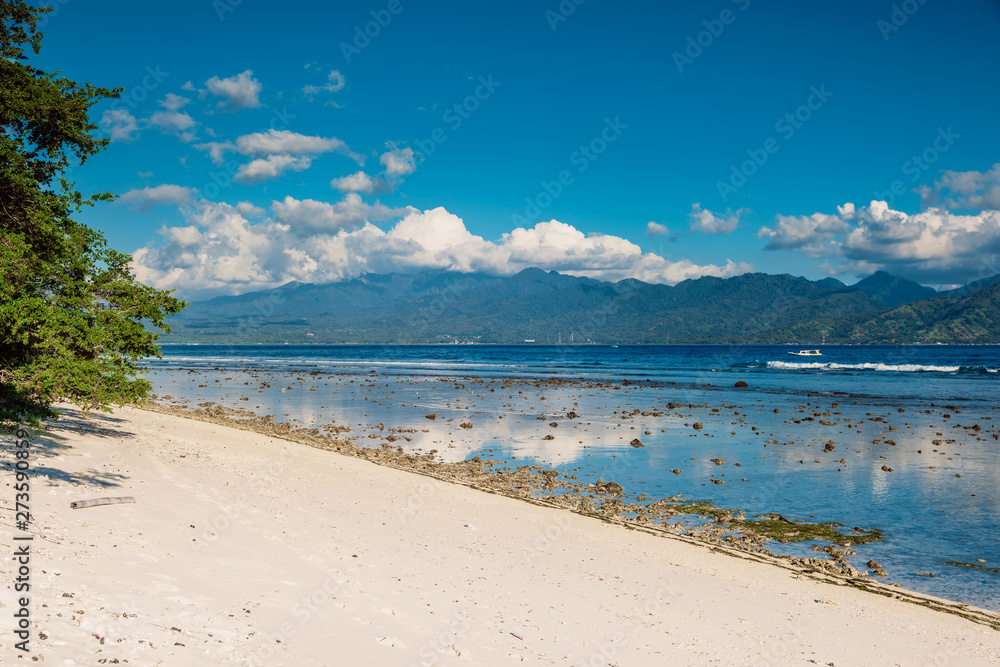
[{"xmin": 145, "ymin": 344, "xmax": 1000, "ymax": 610}]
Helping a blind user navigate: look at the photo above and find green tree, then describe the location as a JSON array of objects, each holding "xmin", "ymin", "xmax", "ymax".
[{"xmin": 1, "ymin": 1, "xmax": 185, "ymax": 427}]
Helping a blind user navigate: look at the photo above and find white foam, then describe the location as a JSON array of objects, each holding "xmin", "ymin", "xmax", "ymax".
[{"xmin": 767, "ymin": 361, "xmax": 962, "ymax": 372}]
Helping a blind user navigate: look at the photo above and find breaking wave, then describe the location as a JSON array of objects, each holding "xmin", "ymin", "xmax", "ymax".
[{"xmin": 765, "ymin": 361, "xmax": 998, "ymax": 374}]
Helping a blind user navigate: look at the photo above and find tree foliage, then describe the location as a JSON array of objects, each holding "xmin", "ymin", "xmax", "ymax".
[{"xmin": 0, "ymin": 1, "xmax": 185, "ymax": 427}]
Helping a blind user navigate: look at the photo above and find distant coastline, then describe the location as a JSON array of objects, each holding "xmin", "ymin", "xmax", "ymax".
[
  {"xmin": 159, "ymin": 341, "xmax": 993, "ymax": 346},
  {"xmin": 160, "ymin": 268, "xmax": 1000, "ymax": 346}
]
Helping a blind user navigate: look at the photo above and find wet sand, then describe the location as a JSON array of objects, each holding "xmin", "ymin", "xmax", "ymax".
[{"xmin": 6, "ymin": 406, "xmax": 1000, "ymax": 665}]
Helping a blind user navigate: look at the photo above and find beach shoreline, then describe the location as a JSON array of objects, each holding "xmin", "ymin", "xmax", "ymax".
[
  {"xmin": 4, "ymin": 404, "xmax": 999, "ymax": 665},
  {"xmin": 141, "ymin": 400, "xmax": 1000, "ymax": 627},
  {"xmin": 144, "ymin": 358, "xmax": 1000, "ymax": 610}
]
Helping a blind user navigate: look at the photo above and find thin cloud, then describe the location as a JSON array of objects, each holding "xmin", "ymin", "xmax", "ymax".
[
  {"xmin": 302, "ymin": 69, "xmax": 346, "ymax": 101},
  {"xmin": 147, "ymin": 110, "xmax": 197, "ymax": 142},
  {"xmin": 234, "ymin": 155, "xmax": 313, "ymax": 184},
  {"xmin": 119, "ymin": 184, "xmax": 197, "ymax": 209}
]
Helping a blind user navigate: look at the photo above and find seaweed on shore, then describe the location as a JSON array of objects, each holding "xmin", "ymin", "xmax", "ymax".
[
  {"xmin": 664, "ymin": 502, "xmax": 738, "ymax": 520},
  {"xmin": 741, "ymin": 518, "xmax": 882, "ymax": 545},
  {"xmin": 946, "ymin": 560, "xmax": 1000, "ymax": 574},
  {"xmin": 661, "ymin": 503, "xmax": 882, "ymax": 545}
]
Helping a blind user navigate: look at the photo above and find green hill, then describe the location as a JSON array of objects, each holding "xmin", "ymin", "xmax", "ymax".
[
  {"xmin": 843, "ymin": 282, "xmax": 1000, "ymax": 343},
  {"xmin": 761, "ymin": 282, "xmax": 1000, "ymax": 344},
  {"xmin": 161, "ymin": 268, "xmax": 1000, "ymax": 344},
  {"xmin": 849, "ymin": 271, "xmax": 937, "ymax": 308}
]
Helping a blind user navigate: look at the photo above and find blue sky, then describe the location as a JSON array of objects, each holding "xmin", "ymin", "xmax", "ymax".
[{"xmin": 31, "ymin": 0, "xmax": 1000, "ymax": 298}]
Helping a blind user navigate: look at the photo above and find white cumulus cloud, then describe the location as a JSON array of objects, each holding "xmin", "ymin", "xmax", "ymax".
[
  {"xmin": 193, "ymin": 141, "xmax": 232, "ymax": 165},
  {"xmin": 131, "ymin": 202, "xmax": 751, "ymax": 299},
  {"xmin": 689, "ymin": 203, "xmax": 743, "ymax": 234},
  {"xmin": 195, "ymin": 130, "xmax": 362, "ymax": 182},
  {"xmin": 271, "ymin": 193, "xmax": 403, "ymax": 233},
  {"xmin": 759, "ymin": 199, "xmax": 1000, "ymax": 283},
  {"xmin": 646, "ymin": 222, "xmax": 669, "ymax": 236},
  {"xmin": 380, "ymin": 146, "xmax": 416, "ymax": 177},
  {"xmin": 234, "ymin": 129, "xmax": 359, "ymax": 161},
  {"xmin": 330, "ymin": 170, "xmax": 388, "ymax": 195},
  {"xmin": 918, "ymin": 163, "xmax": 1000, "ymax": 211},
  {"xmin": 236, "ymin": 202, "xmax": 265, "ymax": 216},
  {"xmin": 101, "ymin": 109, "xmax": 139, "ymax": 143},
  {"xmin": 203, "ymin": 70, "xmax": 262, "ymax": 112},
  {"xmin": 159, "ymin": 93, "xmax": 191, "ymax": 111},
  {"xmin": 331, "ymin": 145, "xmax": 415, "ymax": 194},
  {"xmin": 757, "ymin": 212, "xmax": 849, "ymax": 256}
]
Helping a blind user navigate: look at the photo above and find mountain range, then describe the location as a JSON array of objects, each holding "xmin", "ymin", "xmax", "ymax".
[{"xmin": 160, "ymin": 269, "xmax": 1000, "ymax": 344}]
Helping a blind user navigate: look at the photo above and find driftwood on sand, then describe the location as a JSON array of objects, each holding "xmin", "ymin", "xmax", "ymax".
[{"xmin": 70, "ymin": 496, "xmax": 136, "ymax": 510}]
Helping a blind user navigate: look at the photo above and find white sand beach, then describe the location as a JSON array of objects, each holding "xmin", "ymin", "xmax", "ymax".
[{"xmin": 4, "ymin": 406, "xmax": 999, "ymax": 665}]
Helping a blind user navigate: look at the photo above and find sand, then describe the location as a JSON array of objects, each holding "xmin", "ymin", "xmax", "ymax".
[{"xmin": 3, "ymin": 406, "xmax": 999, "ymax": 665}]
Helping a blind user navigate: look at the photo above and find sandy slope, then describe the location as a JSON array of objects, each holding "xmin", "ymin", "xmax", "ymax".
[{"xmin": 2, "ymin": 406, "xmax": 998, "ymax": 666}]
